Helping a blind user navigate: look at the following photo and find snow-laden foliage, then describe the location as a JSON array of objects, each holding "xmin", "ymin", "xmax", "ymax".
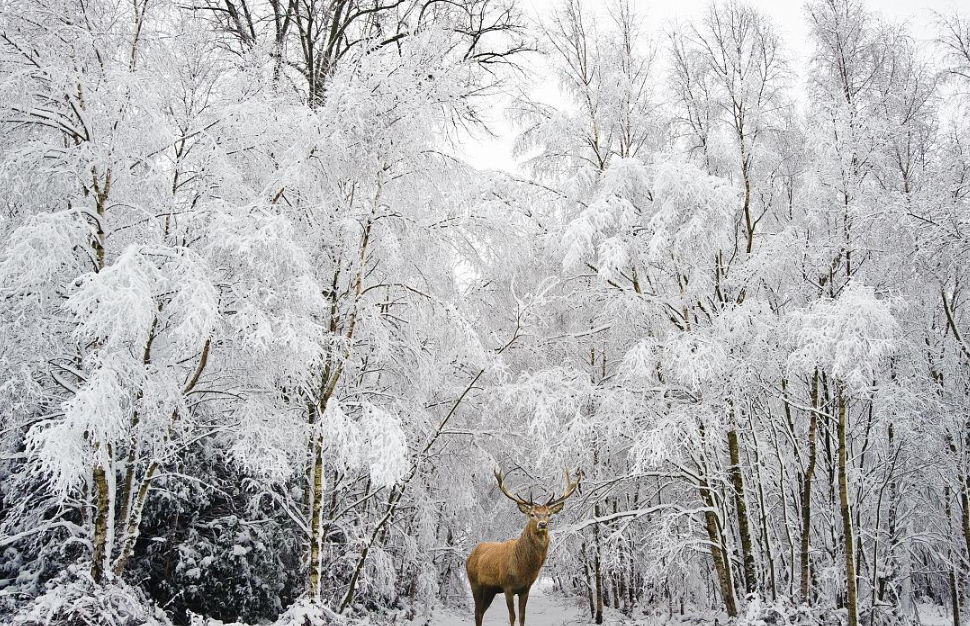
[
  {"xmin": 789, "ymin": 283, "xmax": 901, "ymax": 395},
  {"xmin": 2, "ymin": 1, "xmax": 970, "ymax": 626},
  {"xmin": 561, "ymin": 156, "xmax": 736, "ymax": 291},
  {"xmin": 11, "ymin": 567, "xmax": 174, "ymax": 626}
]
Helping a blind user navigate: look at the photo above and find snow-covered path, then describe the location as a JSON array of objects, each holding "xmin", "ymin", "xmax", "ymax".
[
  {"xmin": 473, "ymin": 591, "xmax": 584, "ymax": 626},
  {"xmin": 434, "ymin": 580, "xmax": 594, "ymax": 626}
]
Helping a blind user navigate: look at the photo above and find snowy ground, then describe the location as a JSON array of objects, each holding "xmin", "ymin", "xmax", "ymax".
[
  {"xmin": 425, "ymin": 590, "xmax": 958, "ymax": 626},
  {"xmin": 429, "ymin": 579, "xmax": 609, "ymax": 626}
]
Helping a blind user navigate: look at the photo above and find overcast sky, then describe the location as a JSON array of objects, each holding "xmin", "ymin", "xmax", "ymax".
[{"xmin": 455, "ymin": 0, "xmax": 963, "ymax": 172}]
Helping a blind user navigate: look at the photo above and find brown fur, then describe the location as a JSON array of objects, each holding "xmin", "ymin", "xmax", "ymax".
[
  {"xmin": 466, "ymin": 469, "xmax": 579, "ymax": 626},
  {"xmin": 466, "ymin": 507, "xmax": 552, "ymax": 591}
]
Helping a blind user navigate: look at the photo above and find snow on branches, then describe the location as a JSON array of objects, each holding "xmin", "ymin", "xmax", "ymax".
[{"xmin": 789, "ymin": 282, "xmax": 901, "ymax": 396}]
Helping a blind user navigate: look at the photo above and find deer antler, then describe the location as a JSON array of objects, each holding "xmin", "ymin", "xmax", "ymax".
[
  {"xmin": 494, "ymin": 470, "xmax": 533, "ymax": 506},
  {"xmin": 546, "ymin": 468, "xmax": 581, "ymax": 507}
]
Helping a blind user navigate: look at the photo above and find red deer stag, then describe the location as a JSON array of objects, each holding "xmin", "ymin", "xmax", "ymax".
[{"xmin": 466, "ymin": 468, "xmax": 581, "ymax": 626}]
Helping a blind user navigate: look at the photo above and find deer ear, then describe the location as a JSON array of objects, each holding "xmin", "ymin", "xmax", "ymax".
[
  {"xmin": 549, "ymin": 502, "xmax": 565, "ymax": 515},
  {"xmin": 517, "ymin": 502, "xmax": 531, "ymax": 514}
]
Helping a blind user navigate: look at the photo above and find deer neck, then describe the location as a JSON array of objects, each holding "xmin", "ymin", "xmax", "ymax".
[{"xmin": 515, "ymin": 523, "xmax": 549, "ymax": 571}]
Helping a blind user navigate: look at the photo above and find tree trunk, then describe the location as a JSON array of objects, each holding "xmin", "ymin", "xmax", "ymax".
[
  {"xmin": 943, "ymin": 433, "xmax": 970, "ymax": 592},
  {"xmin": 837, "ymin": 387, "xmax": 858, "ymax": 626},
  {"xmin": 772, "ymin": 385, "xmax": 798, "ymax": 597},
  {"xmin": 699, "ymin": 473, "xmax": 738, "ymax": 616},
  {"xmin": 727, "ymin": 402, "xmax": 757, "ymax": 596},
  {"xmin": 959, "ymin": 477, "xmax": 970, "ymax": 580},
  {"xmin": 742, "ymin": 165, "xmax": 754, "ymax": 253},
  {"xmin": 307, "ymin": 434, "xmax": 325, "ymax": 600},
  {"xmin": 593, "ymin": 505, "xmax": 604, "ymax": 625},
  {"xmin": 112, "ymin": 463, "xmax": 156, "ymax": 576},
  {"xmin": 801, "ymin": 371, "xmax": 820, "ymax": 603},
  {"xmin": 91, "ymin": 455, "xmax": 113, "ymax": 584},
  {"xmin": 582, "ymin": 542, "xmax": 595, "ymax": 618},
  {"xmin": 747, "ymin": 409, "xmax": 776, "ymax": 599},
  {"xmin": 951, "ymin": 567, "xmax": 961, "ymax": 626},
  {"xmin": 88, "ymin": 170, "xmax": 113, "ymax": 585},
  {"xmin": 947, "ymin": 486, "xmax": 962, "ymax": 626}
]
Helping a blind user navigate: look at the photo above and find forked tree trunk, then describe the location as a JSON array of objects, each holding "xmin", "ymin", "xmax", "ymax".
[
  {"xmin": 113, "ymin": 341, "xmax": 208, "ymax": 577},
  {"xmin": 801, "ymin": 371, "xmax": 820, "ymax": 603},
  {"xmin": 305, "ymin": 211, "xmax": 375, "ymax": 600},
  {"xmin": 837, "ymin": 387, "xmax": 858, "ymax": 626},
  {"xmin": 116, "ymin": 319, "xmax": 157, "ymax": 555}
]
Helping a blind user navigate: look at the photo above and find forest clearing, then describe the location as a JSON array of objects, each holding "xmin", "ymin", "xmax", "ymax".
[{"xmin": 2, "ymin": 0, "xmax": 970, "ymax": 625}]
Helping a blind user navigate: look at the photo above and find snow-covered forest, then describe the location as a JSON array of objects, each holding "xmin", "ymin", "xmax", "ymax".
[{"xmin": 2, "ymin": 0, "xmax": 970, "ymax": 625}]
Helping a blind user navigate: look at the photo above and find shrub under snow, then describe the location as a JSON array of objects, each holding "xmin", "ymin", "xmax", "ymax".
[{"xmin": 12, "ymin": 566, "xmax": 173, "ymax": 626}]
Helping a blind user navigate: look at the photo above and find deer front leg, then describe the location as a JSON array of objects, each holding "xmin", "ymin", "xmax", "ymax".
[
  {"xmin": 518, "ymin": 589, "xmax": 530, "ymax": 626},
  {"xmin": 505, "ymin": 590, "xmax": 516, "ymax": 626}
]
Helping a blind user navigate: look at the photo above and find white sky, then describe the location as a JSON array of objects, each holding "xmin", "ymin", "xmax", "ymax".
[{"xmin": 453, "ymin": 0, "xmax": 964, "ymax": 172}]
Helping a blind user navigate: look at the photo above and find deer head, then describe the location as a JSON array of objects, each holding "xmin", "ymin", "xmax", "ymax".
[{"xmin": 494, "ymin": 468, "xmax": 581, "ymax": 536}]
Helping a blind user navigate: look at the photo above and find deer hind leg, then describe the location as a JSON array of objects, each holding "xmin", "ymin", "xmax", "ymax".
[
  {"xmin": 476, "ymin": 587, "xmax": 497, "ymax": 626},
  {"xmin": 518, "ymin": 589, "xmax": 530, "ymax": 626},
  {"xmin": 471, "ymin": 585, "xmax": 483, "ymax": 626},
  {"xmin": 505, "ymin": 590, "xmax": 516, "ymax": 626},
  {"xmin": 483, "ymin": 588, "xmax": 498, "ymax": 609}
]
